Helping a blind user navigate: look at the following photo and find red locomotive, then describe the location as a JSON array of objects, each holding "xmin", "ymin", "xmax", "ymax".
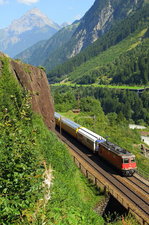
[
  {"xmin": 55, "ymin": 112, "xmax": 137, "ymax": 176},
  {"xmin": 98, "ymin": 141, "xmax": 136, "ymax": 176}
]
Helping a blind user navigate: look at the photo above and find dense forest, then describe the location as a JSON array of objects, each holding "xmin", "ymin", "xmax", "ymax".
[
  {"xmin": 47, "ymin": 5, "xmax": 149, "ymax": 84},
  {"xmin": 52, "ymin": 86, "xmax": 149, "ymax": 125}
]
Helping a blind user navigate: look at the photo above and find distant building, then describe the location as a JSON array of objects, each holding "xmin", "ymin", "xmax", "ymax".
[
  {"xmin": 72, "ymin": 109, "xmax": 80, "ymax": 114},
  {"xmin": 129, "ymin": 124, "xmax": 146, "ymax": 130},
  {"xmin": 141, "ymin": 136, "xmax": 149, "ymax": 146}
]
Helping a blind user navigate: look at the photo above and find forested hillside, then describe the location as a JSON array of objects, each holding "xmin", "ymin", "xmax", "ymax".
[
  {"xmin": 48, "ymin": 5, "xmax": 149, "ymax": 85},
  {"xmin": 67, "ymin": 29, "xmax": 149, "ymax": 85},
  {"xmin": 52, "ymin": 85, "xmax": 149, "ymax": 125}
]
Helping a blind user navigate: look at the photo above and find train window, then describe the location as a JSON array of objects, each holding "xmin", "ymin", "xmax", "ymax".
[
  {"xmin": 123, "ymin": 158, "xmax": 129, "ymax": 164},
  {"xmin": 131, "ymin": 158, "xmax": 135, "ymax": 162}
]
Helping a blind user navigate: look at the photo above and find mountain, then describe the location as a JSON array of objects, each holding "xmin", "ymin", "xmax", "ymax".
[
  {"xmin": 44, "ymin": 0, "xmax": 145, "ymax": 71},
  {"xmin": 16, "ymin": 0, "xmax": 146, "ymax": 72},
  {"xmin": 47, "ymin": 3, "xmax": 149, "ymax": 84},
  {"xmin": 15, "ymin": 21, "xmax": 79, "ymax": 66},
  {"xmin": 16, "ymin": 0, "xmax": 145, "ymax": 71},
  {"xmin": 0, "ymin": 8, "xmax": 60, "ymax": 57},
  {"xmin": 61, "ymin": 22, "xmax": 70, "ymax": 27},
  {"xmin": 66, "ymin": 28, "xmax": 149, "ymax": 85}
]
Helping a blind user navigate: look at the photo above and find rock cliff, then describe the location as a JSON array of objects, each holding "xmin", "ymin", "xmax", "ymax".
[
  {"xmin": 70, "ymin": 0, "xmax": 144, "ymax": 56},
  {"xmin": 0, "ymin": 52, "xmax": 55, "ymax": 130}
]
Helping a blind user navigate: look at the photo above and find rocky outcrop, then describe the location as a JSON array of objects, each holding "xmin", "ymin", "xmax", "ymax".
[
  {"xmin": 10, "ymin": 59, "xmax": 55, "ymax": 130},
  {"xmin": 0, "ymin": 52, "xmax": 55, "ymax": 130},
  {"xmin": 70, "ymin": 1, "xmax": 114, "ymax": 57},
  {"xmin": 70, "ymin": 0, "xmax": 144, "ymax": 57}
]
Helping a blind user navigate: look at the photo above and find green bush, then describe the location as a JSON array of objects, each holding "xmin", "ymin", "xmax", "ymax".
[{"xmin": 0, "ymin": 58, "xmax": 43, "ymax": 224}]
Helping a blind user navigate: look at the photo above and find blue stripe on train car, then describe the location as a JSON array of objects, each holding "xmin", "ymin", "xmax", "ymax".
[{"xmin": 96, "ymin": 140, "xmax": 106, "ymax": 143}]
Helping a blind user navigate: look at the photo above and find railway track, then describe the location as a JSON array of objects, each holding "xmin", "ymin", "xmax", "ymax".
[
  {"xmin": 55, "ymin": 129, "xmax": 149, "ymax": 224},
  {"xmin": 109, "ymin": 175, "xmax": 149, "ymax": 217},
  {"xmin": 127, "ymin": 176, "xmax": 149, "ymax": 196}
]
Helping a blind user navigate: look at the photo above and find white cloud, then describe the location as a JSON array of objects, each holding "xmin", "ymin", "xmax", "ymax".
[
  {"xmin": 0, "ymin": 0, "xmax": 8, "ymax": 5},
  {"xmin": 17, "ymin": 0, "xmax": 39, "ymax": 5}
]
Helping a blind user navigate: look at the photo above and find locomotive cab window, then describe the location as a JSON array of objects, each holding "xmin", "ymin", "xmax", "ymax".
[
  {"xmin": 131, "ymin": 158, "xmax": 135, "ymax": 163},
  {"xmin": 123, "ymin": 158, "xmax": 129, "ymax": 164}
]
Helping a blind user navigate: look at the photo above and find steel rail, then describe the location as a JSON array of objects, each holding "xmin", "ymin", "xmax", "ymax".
[{"xmin": 127, "ymin": 176, "xmax": 149, "ymax": 195}]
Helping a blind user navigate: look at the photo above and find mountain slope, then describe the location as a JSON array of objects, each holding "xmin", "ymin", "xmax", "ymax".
[
  {"xmin": 15, "ymin": 21, "xmax": 79, "ymax": 66},
  {"xmin": 43, "ymin": 0, "xmax": 145, "ymax": 71},
  {"xmin": 47, "ymin": 4, "xmax": 149, "ymax": 84},
  {"xmin": 67, "ymin": 28, "xmax": 149, "ymax": 85},
  {"xmin": 0, "ymin": 8, "xmax": 60, "ymax": 57},
  {"xmin": 69, "ymin": 0, "xmax": 144, "ymax": 56}
]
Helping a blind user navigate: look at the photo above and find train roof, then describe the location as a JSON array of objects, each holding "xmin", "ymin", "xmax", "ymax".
[
  {"xmin": 54, "ymin": 112, "xmax": 81, "ymax": 129},
  {"xmin": 78, "ymin": 128, "xmax": 99, "ymax": 142},
  {"xmin": 80, "ymin": 127, "xmax": 106, "ymax": 141},
  {"xmin": 101, "ymin": 141, "xmax": 133, "ymax": 156},
  {"xmin": 62, "ymin": 117, "xmax": 81, "ymax": 129},
  {"xmin": 54, "ymin": 112, "xmax": 61, "ymax": 119}
]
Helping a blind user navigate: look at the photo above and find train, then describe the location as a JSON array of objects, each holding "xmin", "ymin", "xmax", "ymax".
[{"xmin": 54, "ymin": 112, "xmax": 137, "ymax": 176}]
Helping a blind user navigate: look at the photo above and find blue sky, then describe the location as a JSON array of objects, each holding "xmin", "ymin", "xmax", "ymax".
[{"xmin": 0, "ymin": 0, "xmax": 95, "ymax": 28}]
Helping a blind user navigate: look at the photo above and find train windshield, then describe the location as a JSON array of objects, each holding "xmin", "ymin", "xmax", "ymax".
[
  {"xmin": 131, "ymin": 158, "xmax": 135, "ymax": 163},
  {"xmin": 123, "ymin": 158, "xmax": 129, "ymax": 164}
]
